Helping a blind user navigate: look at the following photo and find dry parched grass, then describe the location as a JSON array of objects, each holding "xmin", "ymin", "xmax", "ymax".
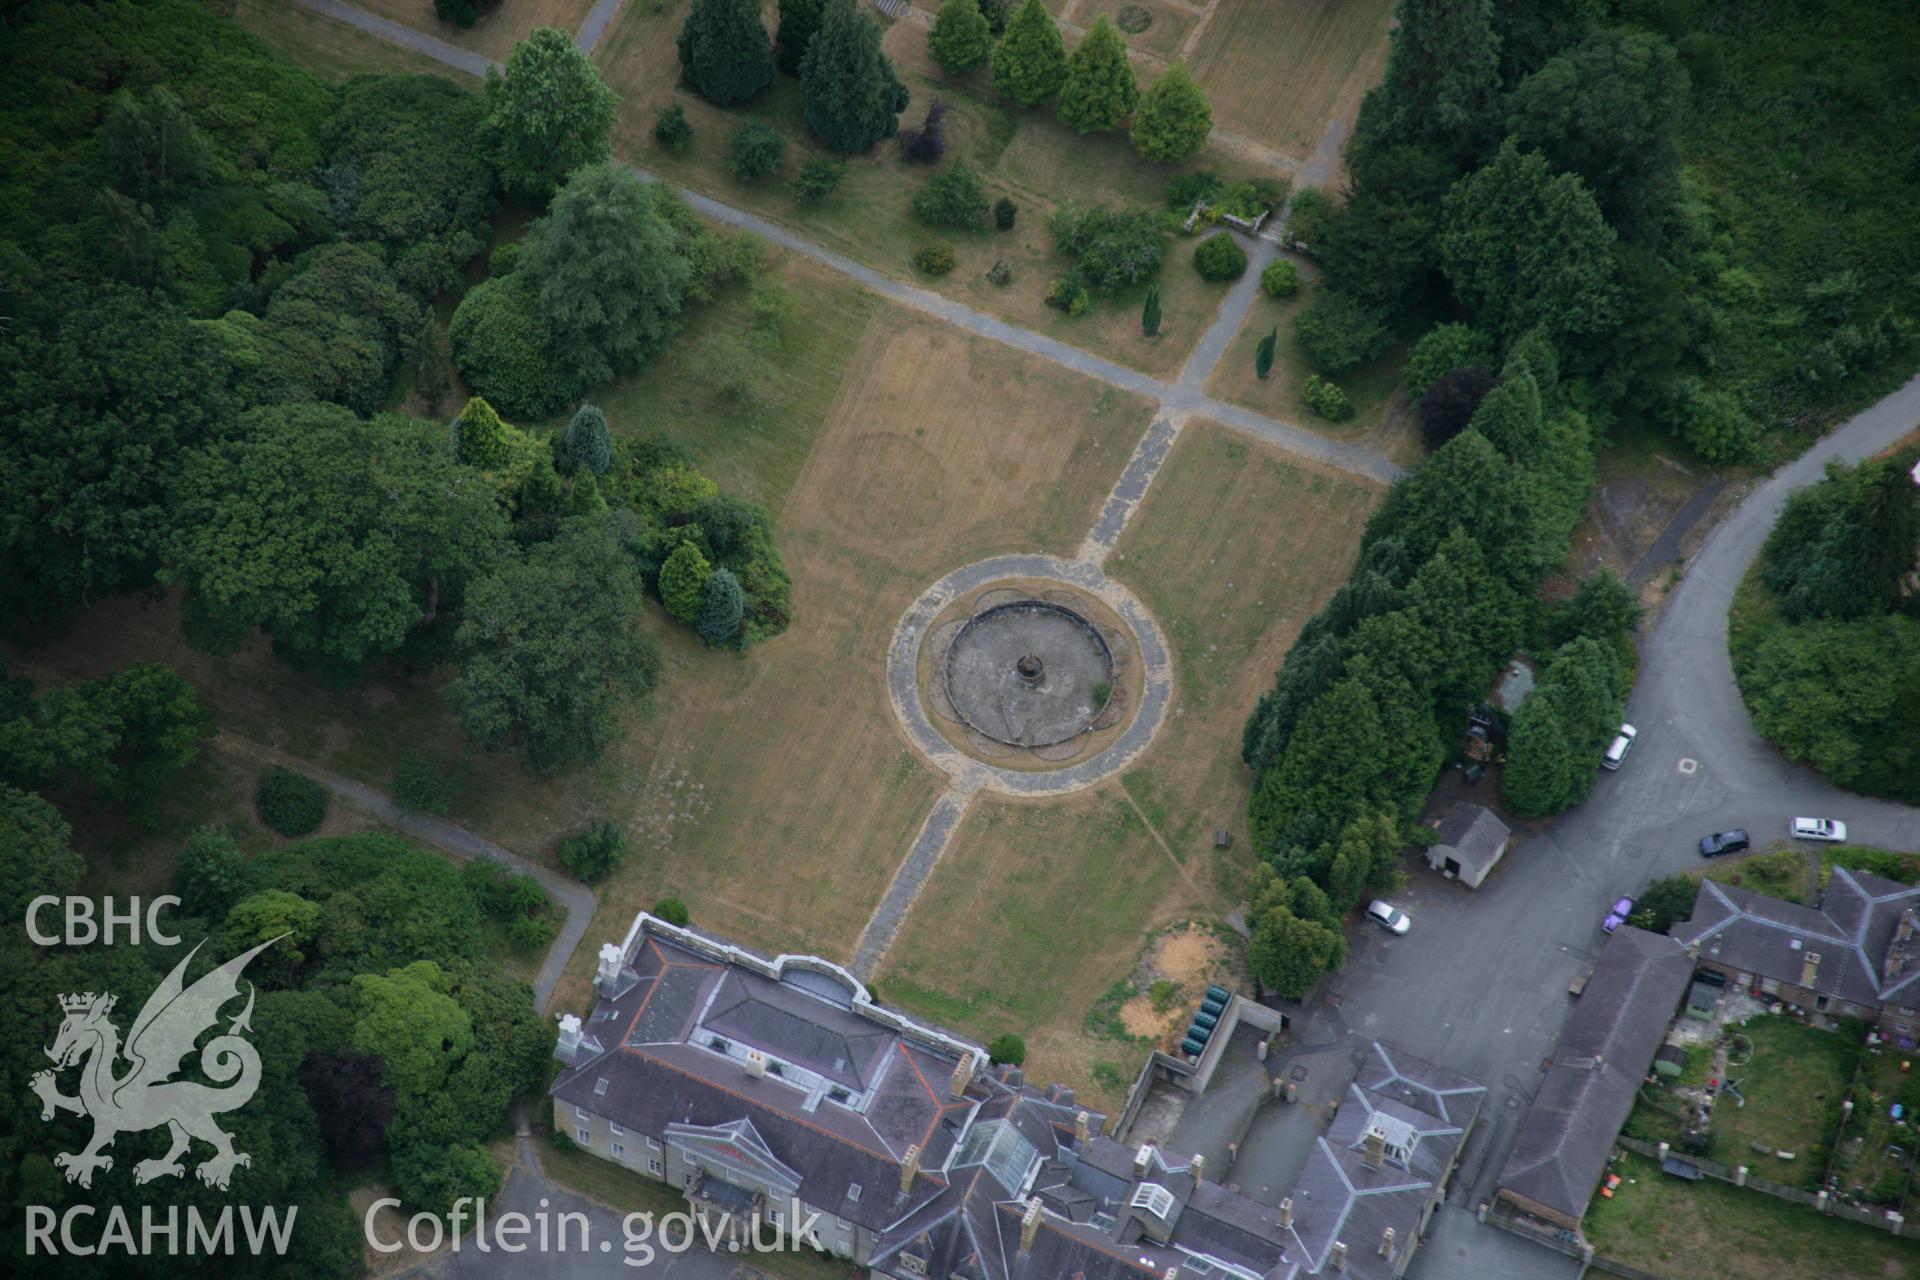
[
  {"xmin": 1188, "ymin": 0, "xmax": 1398, "ymax": 158},
  {"xmin": 234, "ymin": 0, "xmax": 479, "ymax": 81},
  {"xmin": 351, "ymin": 0, "xmax": 599, "ymax": 62},
  {"xmin": 879, "ymin": 422, "xmax": 1380, "ymax": 1103}
]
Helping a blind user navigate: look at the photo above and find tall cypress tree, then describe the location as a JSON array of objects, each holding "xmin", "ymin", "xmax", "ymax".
[
  {"xmin": 992, "ymin": 0, "xmax": 1068, "ymax": 107},
  {"xmin": 696, "ymin": 568, "xmax": 745, "ymax": 647},
  {"xmin": 1255, "ymin": 327, "xmax": 1277, "ymax": 380},
  {"xmin": 802, "ymin": 0, "xmax": 910, "ymax": 153},
  {"xmin": 775, "ymin": 0, "xmax": 827, "ymax": 77},
  {"xmin": 1058, "ymin": 16, "xmax": 1137, "ymax": 133},
  {"xmin": 928, "ymin": 0, "xmax": 993, "ymax": 74},
  {"xmin": 677, "ymin": 0, "xmax": 776, "ymax": 107},
  {"xmin": 1141, "ymin": 286, "xmax": 1161, "ymax": 337}
]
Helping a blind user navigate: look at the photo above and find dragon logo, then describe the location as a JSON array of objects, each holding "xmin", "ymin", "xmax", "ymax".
[{"xmin": 31, "ymin": 936, "xmax": 282, "ymax": 1191}]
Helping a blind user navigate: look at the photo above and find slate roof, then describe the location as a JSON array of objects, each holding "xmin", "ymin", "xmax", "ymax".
[
  {"xmin": 1673, "ymin": 870, "xmax": 1920, "ymax": 1015},
  {"xmin": 1496, "ymin": 926, "xmax": 1692, "ymax": 1223},
  {"xmin": 1432, "ymin": 802, "xmax": 1511, "ymax": 875}
]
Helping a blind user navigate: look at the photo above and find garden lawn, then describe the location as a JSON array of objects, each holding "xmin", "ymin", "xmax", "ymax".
[
  {"xmin": 1585, "ymin": 1153, "xmax": 1920, "ymax": 1280},
  {"xmin": 352, "ymin": 0, "xmax": 598, "ymax": 63},
  {"xmin": 1203, "ymin": 263, "xmax": 1416, "ymax": 463},
  {"xmin": 233, "ymin": 0, "xmax": 478, "ymax": 81},
  {"xmin": 877, "ymin": 421, "xmax": 1381, "ymax": 1106},
  {"xmin": 1710, "ymin": 1016, "xmax": 1858, "ymax": 1186}
]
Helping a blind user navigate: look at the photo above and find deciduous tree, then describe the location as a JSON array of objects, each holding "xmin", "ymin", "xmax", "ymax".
[
  {"xmin": 351, "ymin": 961, "xmax": 474, "ymax": 1099},
  {"xmin": 0, "ymin": 786, "xmax": 83, "ymax": 924},
  {"xmin": 479, "ymin": 28, "xmax": 619, "ymax": 200}
]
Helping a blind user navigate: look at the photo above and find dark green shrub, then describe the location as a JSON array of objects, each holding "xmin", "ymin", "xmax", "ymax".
[
  {"xmin": 1164, "ymin": 170, "xmax": 1223, "ymax": 211},
  {"xmin": 988, "ymin": 1034, "xmax": 1026, "ymax": 1066},
  {"xmin": 257, "ymin": 769, "xmax": 327, "ymax": 837},
  {"xmin": 790, "ymin": 154, "xmax": 845, "ymax": 199},
  {"xmin": 727, "ymin": 122, "xmax": 786, "ymax": 180},
  {"xmin": 392, "ymin": 754, "xmax": 463, "ymax": 816},
  {"xmin": 653, "ymin": 897, "xmax": 691, "ymax": 926},
  {"xmin": 1292, "ymin": 290, "xmax": 1392, "ymax": 375},
  {"xmin": 914, "ymin": 241, "xmax": 957, "ymax": 275},
  {"xmin": 449, "ymin": 273, "xmax": 575, "ymax": 418},
  {"xmin": 913, "ymin": 164, "xmax": 989, "ymax": 231},
  {"xmin": 558, "ymin": 822, "xmax": 627, "ymax": 883},
  {"xmin": 1193, "ymin": 233, "xmax": 1247, "ymax": 282},
  {"xmin": 508, "ymin": 913, "xmax": 558, "ymax": 950},
  {"xmin": 1047, "ymin": 202, "xmax": 1164, "ymax": 292},
  {"xmin": 994, "ymin": 196, "xmax": 1017, "ymax": 231},
  {"xmin": 653, "ymin": 102, "xmax": 694, "ymax": 152}
]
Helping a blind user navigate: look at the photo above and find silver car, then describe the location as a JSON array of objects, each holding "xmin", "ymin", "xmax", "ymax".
[
  {"xmin": 1790, "ymin": 817, "xmax": 1848, "ymax": 843},
  {"xmin": 1367, "ymin": 900, "xmax": 1411, "ymax": 935}
]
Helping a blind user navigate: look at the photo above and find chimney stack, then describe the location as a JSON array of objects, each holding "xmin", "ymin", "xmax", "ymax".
[
  {"xmin": 1802, "ymin": 951, "xmax": 1822, "ymax": 988},
  {"xmin": 1074, "ymin": 1110, "xmax": 1091, "ymax": 1145},
  {"xmin": 1379, "ymin": 1226, "xmax": 1396, "ymax": 1259},
  {"xmin": 557, "ymin": 1013, "xmax": 583, "ymax": 1056},
  {"xmin": 1277, "ymin": 1197, "xmax": 1293, "ymax": 1229},
  {"xmin": 1331, "ymin": 1240, "xmax": 1348, "ymax": 1271},
  {"xmin": 899, "ymin": 1143, "xmax": 921, "ymax": 1194},
  {"xmin": 1133, "ymin": 1144, "xmax": 1154, "ymax": 1177},
  {"xmin": 1189, "ymin": 1153, "xmax": 1205, "ymax": 1183},
  {"xmin": 950, "ymin": 1054, "xmax": 976, "ymax": 1100},
  {"xmin": 745, "ymin": 1049, "xmax": 767, "ymax": 1079},
  {"xmin": 597, "ymin": 942, "xmax": 624, "ymax": 985},
  {"xmin": 1019, "ymin": 1199, "xmax": 1042, "ymax": 1254},
  {"xmin": 1362, "ymin": 1125, "xmax": 1385, "ymax": 1171}
]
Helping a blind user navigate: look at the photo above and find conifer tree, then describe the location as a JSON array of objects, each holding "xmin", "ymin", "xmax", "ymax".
[
  {"xmin": 565, "ymin": 405, "xmax": 613, "ymax": 476},
  {"xmin": 775, "ymin": 0, "xmax": 827, "ymax": 76},
  {"xmin": 992, "ymin": 0, "xmax": 1068, "ymax": 107},
  {"xmin": 802, "ymin": 0, "xmax": 910, "ymax": 152},
  {"xmin": 696, "ymin": 568, "xmax": 744, "ymax": 646},
  {"xmin": 1141, "ymin": 285, "xmax": 1161, "ymax": 337},
  {"xmin": 1058, "ymin": 16, "xmax": 1137, "ymax": 133},
  {"xmin": 1255, "ymin": 326, "xmax": 1277, "ymax": 380},
  {"xmin": 928, "ymin": 0, "xmax": 993, "ymax": 75},
  {"xmin": 659, "ymin": 541, "xmax": 714, "ymax": 623},
  {"xmin": 677, "ymin": 0, "xmax": 776, "ymax": 107},
  {"xmin": 1131, "ymin": 62, "xmax": 1212, "ymax": 162}
]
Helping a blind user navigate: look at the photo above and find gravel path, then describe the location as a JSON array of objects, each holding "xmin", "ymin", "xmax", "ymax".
[
  {"xmin": 1080, "ymin": 415, "xmax": 1184, "ymax": 563},
  {"xmin": 847, "ymin": 789, "xmax": 973, "ymax": 980},
  {"xmin": 218, "ymin": 734, "xmax": 593, "ymax": 1015},
  {"xmin": 574, "ymin": 0, "xmax": 627, "ymax": 53},
  {"xmin": 296, "ymin": 0, "xmax": 494, "ymax": 77}
]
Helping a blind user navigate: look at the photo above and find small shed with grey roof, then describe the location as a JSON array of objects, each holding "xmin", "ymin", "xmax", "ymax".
[{"xmin": 1426, "ymin": 802, "xmax": 1512, "ymax": 888}]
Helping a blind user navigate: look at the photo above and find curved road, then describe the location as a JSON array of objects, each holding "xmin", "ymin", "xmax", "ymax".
[{"xmin": 1395, "ymin": 371, "xmax": 1920, "ymax": 1280}]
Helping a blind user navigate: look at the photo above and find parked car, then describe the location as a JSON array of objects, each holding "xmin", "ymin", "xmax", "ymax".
[
  {"xmin": 1603, "ymin": 896, "xmax": 1637, "ymax": 934},
  {"xmin": 1601, "ymin": 724, "xmax": 1638, "ymax": 770},
  {"xmin": 1698, "ymin": 829, "xmax": 1751, "ymax": 858},
  {"xmin": 1790, "ymin": 817, "xmax": 1848, "ymax": 843},
  {"xmin": 1366, "ymin": 900, "xmax": 1411, "ymax": 935}
]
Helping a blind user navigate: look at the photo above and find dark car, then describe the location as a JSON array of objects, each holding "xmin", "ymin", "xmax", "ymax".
[
  {"xmin": 1603, "ymin": 896, "xmax": 1636, "ymax": 933},
  {"xmin": 1698, "ymin": 829, "xmax": 1751, "ymax": 858}
]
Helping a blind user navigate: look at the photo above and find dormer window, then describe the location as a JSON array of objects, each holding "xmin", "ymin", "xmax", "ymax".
[
  {"xmin": 827, "ymin": 1086, "xmax": 852, "ymax": 1105},
  {"xmin": 1129, "ymin": 1183, "xmax": 1174, "ymax": 1218},
  {"xmin": 594, "ymin": 1077, "xmax": 609, "ymax": 1096},
  {"xmin": 709, "ymin": 1036, "xmax": 731, "ymax": 1053},
  {"xmin": 767, "ymin": 1061, "xmax": 785, "ymax": 1078}
]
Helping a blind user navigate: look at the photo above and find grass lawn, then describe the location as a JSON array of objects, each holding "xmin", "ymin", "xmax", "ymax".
[
  {"xmin": 1202, "ymin": 263, "xmax": 1417, "ymax": 464},
  {"xmin": 351, "ymin": 0, "xmax": 597, "ymax": 62},
  {"xmin": 1713, "ymin": 1016, "xmax": 1858, "ymax": 1184},
  {"xmin": 234, "ymin": 0, "xmax": 480, "ymax": 81},
  {"xmin": 538, "ymin": 1140, "xmax": 861, "ymax": 1280},
  {"xmin": 1186, "ymin": 0, "xmax": 1397, "ymax": 161},
  {"xmin": 594, "ymin": 0, "xmax": 1264, "ymax": 379},
  {"xmin": 1704, "ymin": 848, "xmax": 1811, "ymax": 904},
  {"xmin": 1585, "ymin": 1153, "xmax": 1920, "ymax": 1280},
  {"xmin": 877, "ymin": 422, "xmax": 1381, "ymax": 1106}
]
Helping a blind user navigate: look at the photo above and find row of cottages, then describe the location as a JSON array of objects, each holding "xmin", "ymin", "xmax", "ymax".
[
  {"xmin": 552, "ymin": 912, "xmax": 1486, "ymax": 1279},
  {"xmin": 1673, "ymin": 866, "xmax": 1920, "ymax": 1045}
]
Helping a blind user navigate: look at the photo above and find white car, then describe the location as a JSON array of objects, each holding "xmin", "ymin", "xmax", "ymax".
[
  {"xmin": 1790, "ymin": 817, "xmax": 1848, "ymax": 843},
  {"xmin": 1601, "ymin": 724, "xmax": 1637, "ymax": 770},
  {"xmin": 1367, "ymin": 900, "xmax": 1411, "ymax": 935}
]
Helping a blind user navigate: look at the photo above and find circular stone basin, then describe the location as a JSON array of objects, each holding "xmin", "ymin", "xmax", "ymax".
[{"xmin": 943, "ymin": 601, "xmax": 1114, "ymax": 747}]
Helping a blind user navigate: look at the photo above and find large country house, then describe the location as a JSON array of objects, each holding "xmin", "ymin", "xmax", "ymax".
[{"xmin": 552, "ymin": 913, "xmax": 1485, "ymax": 1279}]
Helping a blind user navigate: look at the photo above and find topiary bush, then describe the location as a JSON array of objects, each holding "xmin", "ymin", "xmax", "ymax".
[
  {"xmin": 1302, "ymin": 374, "xmax": 1353, "ymax": 422},
  {"xmin": 653, "ymin": 897, "xmax": 690, "ymax": 926},
  {"xmin": 988, "ymin": 1033, "xmax": 1026, "ymax": 1066},
  {"xmin": 914, "ymin": 241, "xmax": 957, "ymax": 275},
  {"xmin": 1260, "ymin": 259, "xmax": 1299, "ymax": 298},
  {"xmin": 258, "ymin": 769, "xmax": 327, "ymax": 837},
  {"xmin": 1193, "ymin": 233, "xmax": 1247, "ymax": 282}
]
